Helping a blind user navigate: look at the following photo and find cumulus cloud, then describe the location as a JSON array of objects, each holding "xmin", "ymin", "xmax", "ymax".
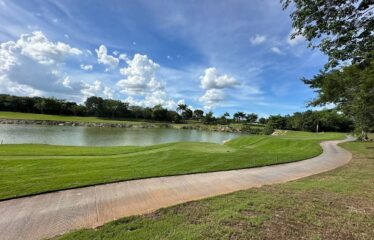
[
  {"xmin": 117, "ymin": 53, "xmax": 183, "ymax": 109},
  {"xmin": 199, "ymin": 68, "xmax": 237, "ymax": 109},
  {"xmin": 81, "ymin": 80, "xmax": 113, "ymax": 99},
  {"xmin": 271, "ymin": 46, "xmax": 283, "ymax": 55},
  {"xmin": 199, "ymin": 89, "xmax": 225, "ymax": 109},
  {"xmin": 0, "ymin": 31, "xmax": 82, "ymax": 96},
  {"xmin": 250, "ymin": 34, "xmax": 266, "ymax": 45},
  {"xmin": 124, "ymin": 90, "xmax": 180, "ymax": 110},
  {"xmin": 200, "ymin": 67, "xmax": 237, "ymax": 90},
  {"xmin": 80, "ymin": 64, "xmax": 93, "ymax": 71},
  {"xmin": 95, "ymin": 45, "xmax": 119, "ymax": 69},
  {"xmin": 118, "ymin": 54, "xmax": 128, "ymax": 61},
  {"xmin": 117, "ymin": 53, "xmax": 161, "ymax": 95}
]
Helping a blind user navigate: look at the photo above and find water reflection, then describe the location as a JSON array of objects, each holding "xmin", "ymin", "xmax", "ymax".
[{"xmin": 0, "ymin": 124, "xmax": 243, "ymax": 146}]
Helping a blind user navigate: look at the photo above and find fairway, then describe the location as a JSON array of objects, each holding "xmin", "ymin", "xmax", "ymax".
[
  {"xmin": 0, "ymin": 131, "xmax": 345, "ymax": 200},
  {"xmin": 55, "ymin": 140, "xmax": 373, "ymax": 240}
]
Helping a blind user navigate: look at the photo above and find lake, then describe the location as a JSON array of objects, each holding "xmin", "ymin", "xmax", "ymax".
[{"xmin": 0, "ymin": 124, "xmax": 243, "ymax": 146}]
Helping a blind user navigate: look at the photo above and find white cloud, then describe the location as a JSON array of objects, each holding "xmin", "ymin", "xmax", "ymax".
[
  {"xmin": 117, "ymin": 53, "xmax": 183, "ymax": 109},
  {"xmin": 200, "ymin": 67, "xmax": 237, "ymax": 90},
  {"xmin": 95, "ymin": 45, "xmax": 119, "ymax": 69},
  {"xmin": 62, "ymin": 76, "xmax": 71, "ymax": 88},
  {"xmin": 250, "ymin": 34, "xmax": 266, "ymax": 45},
  {"xmin": 271, "ymin": 46, "xmax": 283, "ymax": 55},
  {"xmin": 0, "ymin": 31, "xmax": 83, "ymax": 96},
  {"xmin": 118, "ymin": 53, "xmax": 128, "ymax": 61},
  {"xmin": 199, "ymin": 68, "xmax": 238, "ymax": 109},
  {"xmin": 81, "ymin": 80, "xmax": 113, "ymax": 99},
  {"xmin": 117, "ymin": 53, "xmax": 161, "ymax": 95},
  {"xmin": 15, "ymin": 31, "xmax": 81, "ymax": 65},
  {"xmin": 80, "ymin": 64, "xmax": 93, "ymax": 71},
  {"xmin": 125, "ymin": 90, "xmax": 181, "ymax": 110},
  {"xmin": 199, "ymin": 89, "xmax": 225, "ymax": 110}
]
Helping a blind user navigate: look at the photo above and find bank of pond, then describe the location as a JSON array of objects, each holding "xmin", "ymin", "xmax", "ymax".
[{"xmin": 0, "ymin": 127, "xmax": 345, "ymax": 200}]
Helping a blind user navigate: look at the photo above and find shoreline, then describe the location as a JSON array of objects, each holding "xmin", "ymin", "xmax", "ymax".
[{"xmin": 0, "ymin": 118, "xmax": 245, "ymax": 133}]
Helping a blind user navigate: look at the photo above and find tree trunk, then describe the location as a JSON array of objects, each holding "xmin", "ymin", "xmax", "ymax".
[{"xmin": 361, "ymin": 129, "xmax": 368, "ymax": 141}]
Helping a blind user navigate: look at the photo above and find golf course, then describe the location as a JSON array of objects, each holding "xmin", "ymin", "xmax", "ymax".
[
  {"xmin": 54, "ymin": 138, "xmax": 373, "ymax": 240},
  {"xmin": 0, "ymin": 124, "xmax": 344, "ymax": 200},
  {"xmin": 1, "ymin": 0, "xmax": 373, "ymax": 239}
]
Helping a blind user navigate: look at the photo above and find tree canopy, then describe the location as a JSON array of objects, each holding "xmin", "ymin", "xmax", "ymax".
[
  {"xmin": 283, "ymin": 0, "xmax": 374, "ymax": 139},
  {"xmin": 282, "ymin": 0, "xmax": 374, "ymax": 68},
  {"xmin": 303, "ymin": 58, "xmax": 374, "ymax": 139}
]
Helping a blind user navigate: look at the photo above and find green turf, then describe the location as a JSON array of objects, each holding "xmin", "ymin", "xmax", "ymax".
[
  {"xmin": 55, "ymin": 140, "xmax": 373, "ymax": 240},
  {"xmin": 0, "ymin": 111, "xmax": 159, "ymax": 125},
  {"xmin": 0, "ymin": 111, "xmax": 261, "ymax": 131},
  {"xmin": 0, "ymin": 131, "xmax": 345, "ymax": 200}
]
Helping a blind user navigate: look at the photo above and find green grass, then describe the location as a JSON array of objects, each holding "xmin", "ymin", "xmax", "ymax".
[
  {"xmin": 55, "ymin": 140, "xmax": 373, "ymax": 240},
  {"xmin": 0, "ymin": 111, "xmax": 261, "ymax": 131},
  {"xmin": 0, "ymin": 111, "xmax": 160, "ymax": 125},
  {"xmin": 0, "ymin": 131, "xmax": 345, "ymax": 200}
]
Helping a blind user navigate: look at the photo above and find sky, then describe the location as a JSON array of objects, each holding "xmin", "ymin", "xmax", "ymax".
[{"xmin": 0, "ymin": 0, "xmax": 329, "ymax": 117}]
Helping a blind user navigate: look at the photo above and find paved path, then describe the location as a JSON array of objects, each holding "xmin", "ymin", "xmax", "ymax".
[{"xmin": 0, "ymin": 138, "xmax": 353, "ymax": 240}]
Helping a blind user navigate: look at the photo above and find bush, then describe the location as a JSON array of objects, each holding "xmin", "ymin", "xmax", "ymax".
[{"xmin": 262, "ymin": 124, "xmax": 274, "ymax": 135}]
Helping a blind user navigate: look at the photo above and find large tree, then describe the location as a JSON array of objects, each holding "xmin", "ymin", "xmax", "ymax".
[
  {"xmin": 282, "ymin": 0, "xmax": 374, "ymax": 68},
  {"xmin": 245, "ymin": 113, "xmax": 258, "ymax": 123},
  {"xmin": 283, "ymin": 0, "xmax": 374, "ymax": 140},
  {"xmin": 303, "ymin": 60, "xmax": 374, "ymax": 139}
]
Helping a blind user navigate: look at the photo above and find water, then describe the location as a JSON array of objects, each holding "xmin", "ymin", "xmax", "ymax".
[{"xmin": 0, "ymin": 124, "xmax": 243, "ymax": 146}]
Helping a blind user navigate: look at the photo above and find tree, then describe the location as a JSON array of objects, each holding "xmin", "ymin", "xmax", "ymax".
[
  {"xmin": 181, "ymin": 108, "xmax": 193, "ymax": 120},
  {"xmin": 282, "ymin": 0, "xmax": 374, "ymax": 68},
  {"xmin": 193, "ymin": 109, "xmax": 204, "ymax": 121},
  {"xmin": 258, "ymin": 117, "xmax": 267, "ymax": 124},
  {"xmin": 176, "ymin": 103, "xmax": 192, "ymax": 121},
  {"xmin": 85, "ymin": 96, "xmax": 104, "ymax": 117},
  {"xmin": 219, "ymin": 112, "xmax": 230, "ymax": 125},
  {"xmin": 267, "ymin": 115, "xmax": 287, "ymax": 130},
  {"xmin": 233, "ymin": 111, "xmax": 246, "ymax": 122},
  {"xmin": 167, "ymin": 110, "xmax": 182, "ymax": 123},
  {"xmin": 151, "ymin": 105, "xmax": 168, "ymax": 121},
  {"xmin": 176, "ymin": 103, "xmax": 187, "ymax": 114},
  {"xmin": 204, "ymin": 111, "xmax": 215, "ymax": 124},
  {"xmin": 245, "ymin": 113, "xmax": 258, "ymax": 123},
  {"xmin": 233, "ymin": 112, "xmax": 240, "ymax": 122},
  {"xmin": 303, "ymin": 60, "xmax": 374, "ymax": 139}
]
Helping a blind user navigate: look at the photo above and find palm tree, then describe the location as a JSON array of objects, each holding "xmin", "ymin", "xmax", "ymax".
[
  {"xmin": 222, "ymin": 112, "xmax": 230, "ymax": 125},
  {"xmin": 176, "ymin": 104, "xmax": 187, "ymax": 114}
]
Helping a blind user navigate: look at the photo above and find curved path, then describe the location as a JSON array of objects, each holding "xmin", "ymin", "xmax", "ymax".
[{"xmin": 0, "ymin": 137, "xmax": 353, "ymax": 240}]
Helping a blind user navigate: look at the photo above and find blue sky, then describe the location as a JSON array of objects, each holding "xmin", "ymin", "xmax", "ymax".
[{"xmin": 0, "ymin": 0, "xmax": 328, "ymax": 116}]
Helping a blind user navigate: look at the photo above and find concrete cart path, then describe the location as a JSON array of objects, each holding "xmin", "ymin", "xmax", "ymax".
[{"xmin": 0, "ymin": 137, "xmax": 354, "ymax": 240}]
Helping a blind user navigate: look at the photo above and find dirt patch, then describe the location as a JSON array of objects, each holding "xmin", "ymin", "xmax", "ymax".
[{"xmin": 149, "ymin": 200, "xmax": 210, "ymax": 224}]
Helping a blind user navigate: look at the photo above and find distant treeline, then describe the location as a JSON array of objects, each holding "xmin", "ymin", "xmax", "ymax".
[{"xmin": 0, "ymin": 94, "xmax": 354, "ymax": 132}]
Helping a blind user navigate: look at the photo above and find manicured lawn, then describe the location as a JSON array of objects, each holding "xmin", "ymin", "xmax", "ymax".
[
  {"xmin": 55, "ymin": 140, "xmax": 373, "ymax": 240},
  {"xmin": 0, "ymin": 111, "xmax": 158, "ymax": 125},
  {"xmin": 0, "ymin": 131, "xmax": 345, "ymax": 200}
]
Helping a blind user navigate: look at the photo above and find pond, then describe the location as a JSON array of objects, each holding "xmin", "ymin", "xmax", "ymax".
[{"xmin": 0, "ymin": 124, "xmax": 243, "ymax": 146}]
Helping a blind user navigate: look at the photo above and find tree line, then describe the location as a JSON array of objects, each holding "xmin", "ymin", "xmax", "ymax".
[{"xmin": 0, "ymin": 94, "xmax": 354, "ymax": 133}]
